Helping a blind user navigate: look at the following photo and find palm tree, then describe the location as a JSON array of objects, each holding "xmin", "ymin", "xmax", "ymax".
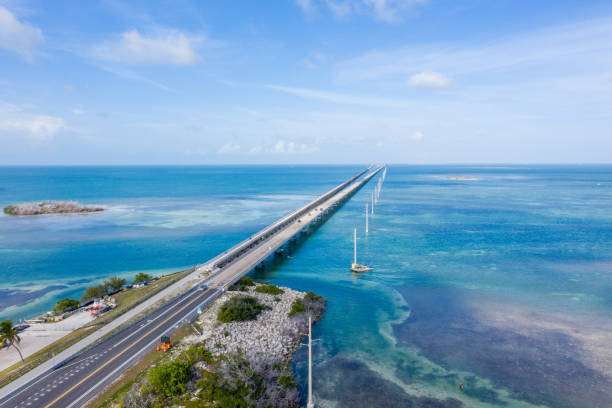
[{"xmin": 0, "ymin": 319, "xmax": 24, "ymax": 362}]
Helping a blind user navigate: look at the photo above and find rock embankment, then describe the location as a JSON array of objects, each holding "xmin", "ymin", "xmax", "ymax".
[
  {"xmin": 3, "ymin": 201, "xmax": 103, "ymax": 216},
  {"xmin": 190, "ymin": 284, "xmax": 320, "ymax": 363},
  {"xmin": 118, "ymin": 282, "xmax": 326, "ymax": 408}
]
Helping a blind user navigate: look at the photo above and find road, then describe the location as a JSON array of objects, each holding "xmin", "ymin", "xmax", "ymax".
[{"xmin": 0, "ymin": 166, "xmax": 382, "ymax": 408}]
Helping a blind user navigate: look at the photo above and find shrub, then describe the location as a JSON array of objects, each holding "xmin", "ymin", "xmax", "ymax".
[
  {"xmin": 182, "ymin": 345, "xmax": 213, "ymax": 365},
  {"xmin": 304, "ymin": 291, "xmax": 326, "ymax": 303},
  {"xmin": 278, "ymin": 375, "xmax": 297, "ymax": 389},
  {"xmin": 3, "ymin": 206, "xmax": 16, "ymax": 215},
  {"xmin": 254, "ymin": 284, "xmax": 284, "ymax": 295},
  {"xmin": 288, "ymin": 299, "xmax": 305, "ymax": 317},
  {"xmin": 289, "ymin": 291, "xmax": 327, "ymax": 317},
  {"xmin": 147, "ymin": 359, "xmax": 192, "ymax": 397},
  {"xmin": 217, "ymin": 295, "xmax": 269, "ymax": 323},
  {"xmin": 52, "ymin": 298, "xmax": 80, "ymax": 315},
  {"xmin": 228, "ymin": 276, "xmax": 255, "ymax": 292},
  {"xmin": 133, "ymin": 272, "xmax": 152, "ymax": 284}
]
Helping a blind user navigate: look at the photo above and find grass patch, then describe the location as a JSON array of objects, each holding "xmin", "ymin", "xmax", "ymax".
[
  {"xmin": 254, "ymin": 284, "xmax": 284, "ymax": 295},
  {"xmin": 217, "ymin": 295, "xmax": 269, "ymax": 323}
]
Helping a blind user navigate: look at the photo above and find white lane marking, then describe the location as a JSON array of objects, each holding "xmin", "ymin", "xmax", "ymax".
[
  {"xmin": 65, "ymin": 298, "xmax": 210, "ymax": 408},
  {"xmin": 0, "ymin": 293, "xmax": 199, "ymax": 407}
]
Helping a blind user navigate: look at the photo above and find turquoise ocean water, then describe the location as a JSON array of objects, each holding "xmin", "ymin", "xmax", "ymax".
[{"xmin": 1, "ymin": 165, "xmax": 611, "ymax": 407}]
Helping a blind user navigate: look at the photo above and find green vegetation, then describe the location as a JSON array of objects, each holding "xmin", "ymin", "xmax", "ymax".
[
  {"xmin": 288, "ymin": 299, "xmax": 305, "ymax": 317},
  {"xmin": 147, "ymin": 359, "xmax": 192, "ymax": 397},
  {"xmin": 254, "ymin": 284, "xmax": 284, "ymax": 295},
  {"xmin": 228, "ymin": 276, "xmax": 256, "ymax": 292},
  {"xmin": 289, "ymin": 291, "xmax": 327, "ymax": 317},
  {"xmin": 0, "ymin": 269, "xmax": 192, "ymax": 389},
  {"xmin": 52, "ymin": 298, "xmax": 80, "ymax": 315},
  {"xmin": 217, "ymin": 295, "xmax": 270, "ymax": 323},
  {"xmin": 80, "ymin": 276, "xmax": 127, "ymax": 302},
  {"xmin": 106, "ymin": 276, "xmax": 126, "ymax": 292},
  {"xmin": 132, "ymin": 272, "xmax": 152, "ymax": 284},
  {"xmin": 0, "ymin": 320, "xmax": 23, "ymax": 362},
  {"xmin": 278, "ymin": 375, "xmax": 298, "ymax": 390},
  {"xmin": 304, "ymin": 291, "xmax": 325, "ymax": 303},
  {"xmin": 2, "ymin": 201, "xmax": 103, "ymax": 216}
]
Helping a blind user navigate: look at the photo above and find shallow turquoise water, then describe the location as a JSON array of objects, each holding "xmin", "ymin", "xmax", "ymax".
[{"xmin": 1, "ymin": 165, "xmax": 611, "ymax": 407}]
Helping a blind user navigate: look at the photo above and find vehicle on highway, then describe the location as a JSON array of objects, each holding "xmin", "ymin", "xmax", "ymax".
[{"xmin": 156, "ymin": 335, "xmax": 172, "ymax": 352}]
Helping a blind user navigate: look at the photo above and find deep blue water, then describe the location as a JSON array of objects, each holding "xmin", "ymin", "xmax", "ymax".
[{"xmin": 1, "ymin": 165, "xmax": 611, "ymax": 407}]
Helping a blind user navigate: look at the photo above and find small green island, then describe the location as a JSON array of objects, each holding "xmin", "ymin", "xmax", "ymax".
[{"xmin": 3, "ymin": 201, "xmax": 103, "ymax": 216}]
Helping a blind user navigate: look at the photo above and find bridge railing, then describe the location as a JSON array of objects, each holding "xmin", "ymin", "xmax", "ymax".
[{"xmin": 211, "ymin": 166, "xmax": 373, "ymax": 270}]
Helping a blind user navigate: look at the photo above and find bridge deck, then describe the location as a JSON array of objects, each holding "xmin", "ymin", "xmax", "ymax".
[{"xmin": 0, "ymin": 166, "xmax": 383, "ymax": 408}]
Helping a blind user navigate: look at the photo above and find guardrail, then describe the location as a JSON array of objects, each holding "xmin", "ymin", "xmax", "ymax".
[{"xmin": 211, "ymin": 166, "xmax": 372, "ymax": 270}]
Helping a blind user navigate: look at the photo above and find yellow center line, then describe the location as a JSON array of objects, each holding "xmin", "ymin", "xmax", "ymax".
[
  {"xmin": 44, "ymin": 282, "xmax": 221, "ymax": 408},
  {"xmin": 44, "ymin": 170, "xmax": 377, "ymax": 408}
]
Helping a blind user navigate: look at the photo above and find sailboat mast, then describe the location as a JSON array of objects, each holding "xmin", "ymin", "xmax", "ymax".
[
  {"xmin": 366, "ymin": 204, "xmax": 369, "ymax": 234},
  {"xmin": 353, "ymin": 228, "xmax": 357, "ymax": 265}
]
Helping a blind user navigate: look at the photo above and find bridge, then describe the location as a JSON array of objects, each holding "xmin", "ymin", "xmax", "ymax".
[{"xmin": 0, "ymin": 165, "xmax": 384, "ymax": 408}]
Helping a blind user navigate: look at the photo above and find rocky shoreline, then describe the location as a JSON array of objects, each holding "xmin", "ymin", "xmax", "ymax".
[
  {"xmin": 118, "ymin": 282, "xmax": 326, "ymax": 408},
  {"xmin": 3, "ymin": 201, "xmax": 103, "ymax": 216}
]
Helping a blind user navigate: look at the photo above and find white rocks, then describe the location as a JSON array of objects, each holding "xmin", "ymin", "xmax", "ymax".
[{"xmin": 185, "ymin": 284, "xmax": 314, "ymax": 364}]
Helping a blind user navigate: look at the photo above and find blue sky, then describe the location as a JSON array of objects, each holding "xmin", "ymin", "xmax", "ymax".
[{"xmin": 0, "ymin": 0, "xmax": 611, "ymax": 164}]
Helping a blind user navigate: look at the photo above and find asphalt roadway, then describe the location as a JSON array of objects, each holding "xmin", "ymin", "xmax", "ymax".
[
  {"xmin": 0, "ymin": 286, "xmax": 220, "ymax": 408},
  {"xmin": 0, "ymin": 166, "xmax": 382, "ymax": 408}
]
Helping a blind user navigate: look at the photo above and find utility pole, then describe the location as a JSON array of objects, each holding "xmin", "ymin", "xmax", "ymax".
[
  {"xmin": 307, "ymin": 315, "xmax": 315, "ymax": 408},
  {"xmin": 371, "ymin": 192, "xmax": 374, "ymax": 214}
]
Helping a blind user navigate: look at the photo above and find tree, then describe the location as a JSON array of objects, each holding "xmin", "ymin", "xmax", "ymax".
[
  {"xmin": 132, "ymin": 272, "xmax": 152, "ymax": 284},
  {"xmin": 0, "ymin": 319, "xmax": 24, "ymax": 362},
  {"xmin": 81, "ymin": 284, "xmax": 107, "ymax": 302},
  {"xmin": 105, "ymin": 276, "xmax": 126, "ymax": 292},
  {"xmin": 52, "ymin": 298, "xmax": 80, "ymax": 315}
]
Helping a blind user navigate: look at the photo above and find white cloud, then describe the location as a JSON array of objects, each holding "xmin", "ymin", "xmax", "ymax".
[
  {"xmin": 93, "ymin": 29, "xmax": 200, "ymax": 65},
  {"xmin": 300, "ymin": 52, "xmax": 328, "ymax": 69},
  {"xmin": 270, "ymin": 139, "xmax": 318, "ymax": 154},
  {"xmin": 97, "ymin": 65, "xmax": 172, "ymax": 91},
  {"xmin": 0, "ymin": 6, "xmax": 44, "ymax": 61},
  {"xmin": 412, "ymin": 130, "xmax": 424, "ymax": 140},
  {"xmin": 294, "ymin": 0, "xmax": 315, "ymax": 14},
  {"xmin": 72, "ymin": 108, "xmax": 85, "ymax": 115},
  {"xmin": 336, "ymin": 17, "xmax": 612, "ymax": 84},
  {"xmin": 269, "ymin": 84, "xmax": 411, "ymax": 109},
  {"xmin": 407, "ymin": 71, "xmax": 452, "ymax": 88},
  {"xmin": 217, "ymin": 143, "xmax": 241, "ymax": 154},
  {"xmin": 0, "ymin": 103, "xmax": 65, "ymax": 141},
  {"xmin": 362, "ymin": 0, "xmax": 428, "ymax": 22},
  {"xmin": 248, "ymin": 146, "xmax": 263, "ymax": 155},
  {"xmin": 295, "ymin": 0, "xmax": 427, "ymax": 22}
]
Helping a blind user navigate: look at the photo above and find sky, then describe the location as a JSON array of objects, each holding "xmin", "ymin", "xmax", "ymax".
[{"xmin": 0, "ymin": 0, "xmax": 611, "ymax": 165}]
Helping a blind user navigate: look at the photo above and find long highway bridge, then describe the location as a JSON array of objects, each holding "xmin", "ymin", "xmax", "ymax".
[{"xmin": 0, "ymin": 165, "xmax": 384, "ymax": 408}]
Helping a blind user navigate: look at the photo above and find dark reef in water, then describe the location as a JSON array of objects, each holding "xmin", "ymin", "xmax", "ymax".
[
  {"xmin": 393, "ymin": 286, "xmax": 612, "ymax": 408},
  {"xmin": 310, "ymin": 355, "xmax": 463, "ymax": 408},
  {"xmin": 0, "ymin": 285, "xmax": 67, "ymax": 312}
]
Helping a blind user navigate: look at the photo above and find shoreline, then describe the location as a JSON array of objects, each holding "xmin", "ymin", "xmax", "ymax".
[
  {"xmin": 3, "ymin": 201, "xmax": 103, "ymax": 216},
  {"xmin": 114, "ymin": 282, "xmax": 326, "ymax": 407}
]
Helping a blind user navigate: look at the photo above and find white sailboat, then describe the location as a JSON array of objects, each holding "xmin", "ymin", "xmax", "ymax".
[{"xmin": 351, "ymin": 228, "xmax": 373, "ymax": 273}]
